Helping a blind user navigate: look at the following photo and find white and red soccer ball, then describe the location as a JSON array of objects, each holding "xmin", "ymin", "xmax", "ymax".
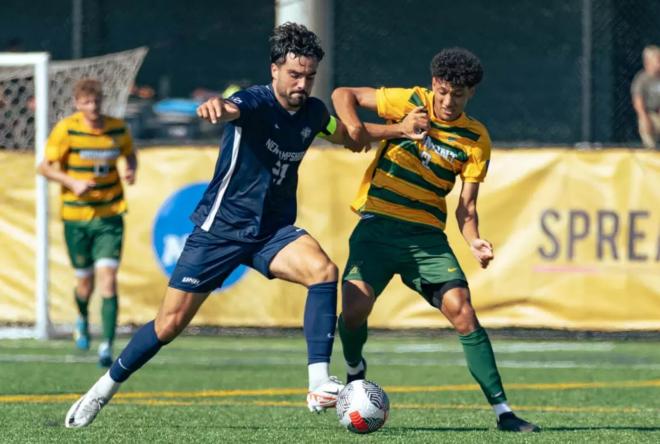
[{"xmin": 336, "ymin": 380, "xmax": 390, "ymax": 434}]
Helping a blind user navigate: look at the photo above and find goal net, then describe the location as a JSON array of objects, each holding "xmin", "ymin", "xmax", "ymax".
[
  {"xmin": 0, "ymin": 47, "xmax": 147, "ymax": 339},
  {"xmin": 0, "ymin": 46, "xmax": 147, "ymax": 150}
]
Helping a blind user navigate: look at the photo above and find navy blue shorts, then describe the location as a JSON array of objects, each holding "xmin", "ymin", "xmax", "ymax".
[{"xmin": 169, "ymin": 224, "xmax": 308, "ymax": 292}]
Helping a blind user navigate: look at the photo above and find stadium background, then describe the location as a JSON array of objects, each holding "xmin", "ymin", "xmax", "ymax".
[
  {"xmin": 4, "ymin": 0, "xmax": 660, "ymax": 143},
  {"xmin": 1, "ymin": 0, "xmax": 659, "ymax": 333}
]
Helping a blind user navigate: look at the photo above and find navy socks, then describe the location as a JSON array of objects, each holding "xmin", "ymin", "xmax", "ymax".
[
  {"xmin": 303, "ymin": 281, "xmax": 338, "ymax": 365},
  {"xmin": 109, "ymin": 320, "xmax": 168, "ymax": 383}
]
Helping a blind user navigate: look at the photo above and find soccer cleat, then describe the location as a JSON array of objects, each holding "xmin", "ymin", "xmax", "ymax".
[
  {"xmin": 64, "ymin": 392, "xmax": 109, "ymax": 428},
  {"xmin": 346, "ymin": 358, "xmax": 367, "ymax": 384},
  {"xmin": 73, "ymin": 317, "xmax": 90, "ymax": 351},
  {"xmin": 497, "ymin": 412, "xmax": 541, "ymax": 432},
  {"xmin": 65, "ymin": 373, "xmax": 120, "ymax": 428},
  {"xmin": 307, "ymin": 376, "xmax": 344, "ymax": 413},
  {"xmin": 97, "ymin": 342, "xmax": 113, "ymax": 368}
]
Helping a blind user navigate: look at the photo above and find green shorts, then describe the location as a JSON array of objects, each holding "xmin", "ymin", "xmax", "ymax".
[
  {"xmin": 63, "ymin": 215, "xmax": 124, "ymax": 271},
  {"xmin": 342, "ymin": 215, "xmax": 467, "ymax": 306}
]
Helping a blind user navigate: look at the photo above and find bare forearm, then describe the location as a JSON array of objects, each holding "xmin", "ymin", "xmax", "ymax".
[
  {"xmin": 456, "ymin": 205, "xmax": 480, "ymax": 245},
  {"xmin": 363, "ymin": 122, "xmax": 405, "ymax": 141},
  {"xmin": 37, "ymin": 162, "xmax": 74, "ymax": 190},
  {"xmin": 126, "ymin": 152, "xmax": 138, "ymax": 172},
  {"xmin": 331, "ymin": 88, "xmax": 363, "ymax": 128},
  {"xmin": 457, "ymin": 182, "xmax": 493, "ymax": 267}
]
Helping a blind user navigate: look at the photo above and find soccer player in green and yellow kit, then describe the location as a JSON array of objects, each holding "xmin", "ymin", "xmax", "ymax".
[
  {"xmin": 38, "ymin": 78, "xmax": 137, "ymax": 367},
  {"xmin": 332, "ymin": 48, "xmax": 540, "ymax": 432}
]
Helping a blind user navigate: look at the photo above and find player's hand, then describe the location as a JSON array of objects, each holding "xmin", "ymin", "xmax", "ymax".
[
  {"xmin": 124, "ymin": 168, "xmax": 136, "ymax": 185},
  {"xmin": 470, "ymin": 238, "xmax": 494, "ymax": 269},
  {"xmin": 70, "ymin": 179, "xmax": 96, "ymax": 197},
  {"xmin": 401, "ymin": 106, "xmax": 429, "ymax": 141},
  {"xmin": 197, "ymin": 96, "xmax": 224, "ymax": 124},
  {"xmin": 346, "ymin": 123, "xmax": 372, "ymax": 152}
]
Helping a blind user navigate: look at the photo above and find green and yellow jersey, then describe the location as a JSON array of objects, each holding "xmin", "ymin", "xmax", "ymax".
[
  {"xmin": 45, "ymin": 112, "xmax": 134, "ymax": 221},
  {"xmin": 352, "ymin": 86, "xmax": 491, "ymax": 231}
]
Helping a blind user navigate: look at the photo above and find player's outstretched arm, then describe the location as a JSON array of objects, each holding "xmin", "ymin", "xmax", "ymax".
[
  {"xmin": 196, "ymin": 96, "xmax": 241, "ymax": 124},
  {"xmin": 332, "ymin": 87, "xmax": 429, "ymax": 151},
  {"xmin": 456, "ymin": 181, "xmax": 494, "ymax": 269},
  {"xmin": 320, "ymin": 114, "xmax": 423, "ymax": 153},
  {"xmin": 332, "ymin": 87, "xmax": 378, "ymax": 151}
]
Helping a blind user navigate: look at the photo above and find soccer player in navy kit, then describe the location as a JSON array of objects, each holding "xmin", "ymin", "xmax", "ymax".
[{"xmin": 65, "ymin": 23, "xmax": 425, "ymax": 428}]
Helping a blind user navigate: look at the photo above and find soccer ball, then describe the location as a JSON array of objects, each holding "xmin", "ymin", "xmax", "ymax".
[{"xmin": 336, "ymin": 380, "xmax": 390, "ymax": 434}]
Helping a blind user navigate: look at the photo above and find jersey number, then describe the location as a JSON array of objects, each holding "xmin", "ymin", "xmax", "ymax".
[
  {"xmin": 272, "ymin": 160, "xmax": 290, "ymax": 185},
  {"xmin": 93, "ymin": 162, "xmax": 111, "ymax": 177},
  {"xmin": 421, "ymin": 151, "xmax": 432, "ymax": 169}
]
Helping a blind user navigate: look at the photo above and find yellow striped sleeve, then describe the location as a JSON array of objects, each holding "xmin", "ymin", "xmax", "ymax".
[
  {"xmin": 376, "ymin": 87, "xmax": 422, "ymax": 121},
  {"xmin": 460, "ymin": 123, "xmax": 491, "ymax": 183},
  {"xmin": 45, "ymin": 119, "xmax": 70, "ymax": 161}
]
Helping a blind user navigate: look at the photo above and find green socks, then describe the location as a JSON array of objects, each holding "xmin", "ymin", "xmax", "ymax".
[
  {"xmin": 459, "ymin": 327, "xmax": 507, "ymax": 405},
  {"xmin": 74, "ymin": 290, "xmax": 89, "ymax": 329},
  {"xmin": 337, "ymin": 313, "xmax": 368, "ymax": 366},
  {"xmin": 101, "ymin": 295, "xmax": 118, "ymax": 346},
  {"xmin": 74, "ymin": 290, "xmax": 118, "ymax": 346}
]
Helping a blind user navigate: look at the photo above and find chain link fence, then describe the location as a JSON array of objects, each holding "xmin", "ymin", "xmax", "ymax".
[
  {"xmin": 335, "ymin": 0, "xmax": 660, "ymax": 145},
  {"xmin": 0, "ymin": 48, "xmax": 147, "ymax": 150},
  {"xmin": 2, "ymin": 0, "xmax": 659, "ymax": 146}
]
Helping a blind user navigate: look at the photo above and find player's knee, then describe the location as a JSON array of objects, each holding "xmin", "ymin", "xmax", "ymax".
[
  {"xmin": 154, "ymin": 313, "xmax": 186, "ymax": 342},
  {"xmin": 342, "ymin": 284, "xmax": 374, "ymax": 328},
  {"xmin": 76, "ymin": 286, "xmax": 94, "ymax": 300},
  {"xmin": 76, "ymin": 279, "xmax": 94, "ymax": 299},
  {"xmin": 440, "ymin": 288, "xmax": 478, "ymax": 334},
  {"xmin": 309, "ymin": 260, "xmax": 338, "ymax": 285},
  {"xmin": 452, "ymin": 305, "xmax": 478, "ymax": 335},
  {"xmin": 96, "ymin": 268, "xmax": 118, "ymax": 295},
  {"xmin": 97, "ymin": 278, "xmax": 117, "ymax": 296}
]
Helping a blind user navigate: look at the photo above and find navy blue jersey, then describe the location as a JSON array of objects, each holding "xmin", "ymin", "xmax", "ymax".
[{"xmin": 190, "ymin": 84, "xmax": 331, "ymax": 241}]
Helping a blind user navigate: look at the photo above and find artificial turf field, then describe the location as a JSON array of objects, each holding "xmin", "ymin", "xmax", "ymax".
[{"xmin": 0, "ymin": 333, "xmax": 658, "ymax": 443}]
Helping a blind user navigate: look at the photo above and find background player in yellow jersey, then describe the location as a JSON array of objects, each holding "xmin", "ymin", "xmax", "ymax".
[
  {"xmin": 37, "ymin": 79, "xmax": 137, "ymax": 367},
  {"xmin": 332, "ymin": 48, "xmax": 540, "ymax": 432}
]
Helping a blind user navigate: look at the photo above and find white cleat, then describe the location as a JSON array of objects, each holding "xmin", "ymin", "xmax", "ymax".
[
  {"xmin": 307, "ymin": 376, "xmax": 344, "ymax": 413},
  {"xmin": 64, "ymin": 372, "xmax": 120, "ymax": 428},
  {"xmin": 64, "ymin": 393, "xmax": 109, "ymax": 428}
]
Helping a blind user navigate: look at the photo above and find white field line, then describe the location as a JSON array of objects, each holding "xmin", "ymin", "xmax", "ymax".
[
  {"xmin": 0, "ymin": 340, "xmax": 617, "ymax": 353},
  {"xmin": 1, "ymin": 353, "xmax": 659, "ymax": 370}
]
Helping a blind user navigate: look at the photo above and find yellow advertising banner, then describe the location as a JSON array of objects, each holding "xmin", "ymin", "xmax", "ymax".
[{"xmin": 1, "ymin": 148, "xmax": 658, "ymax": 330}]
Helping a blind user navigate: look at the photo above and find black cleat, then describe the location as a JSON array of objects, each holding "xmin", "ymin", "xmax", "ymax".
[
  {"xmin": 497, "ymin": 412, "xmax": 541, "ymax": 432},
  {"xmin": 346, "ymin": 358, "xmax": 367, "ymax": 383}
]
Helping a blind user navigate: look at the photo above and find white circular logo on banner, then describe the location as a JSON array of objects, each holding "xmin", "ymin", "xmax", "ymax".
[{"xmin": 152, "ymin": 182, "xmax": 248, "ymax": 290}]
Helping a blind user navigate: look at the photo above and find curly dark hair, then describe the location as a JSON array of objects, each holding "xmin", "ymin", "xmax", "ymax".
[
  {"xmin": 269, "ymin": 22, "xmax": 325, "ymax": 65},
  {"xmin": 430, "ymin": 48, "xmax": 483, "ymax": 87}
]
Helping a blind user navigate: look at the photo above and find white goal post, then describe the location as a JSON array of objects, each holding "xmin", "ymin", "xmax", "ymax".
[
  {"xmin": 0, "ymin": 48, "xmax": 147, "ymax": 339},
  {"xmin": 0, "ymin": 52, "xmax": 50, "ymax": 339}
]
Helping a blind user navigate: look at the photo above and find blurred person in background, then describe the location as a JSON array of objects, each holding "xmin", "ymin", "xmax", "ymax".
[
  {"xmin": 631, "ymin": 45, "xmax": 660, "ymax": 149},
  {"xmin": 37, "ymin": 79, "xmax": 137, "ymax": 367},
  {"xmin": 332, "ymin": 47, "xmax": 540, "ymax": 433}
]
